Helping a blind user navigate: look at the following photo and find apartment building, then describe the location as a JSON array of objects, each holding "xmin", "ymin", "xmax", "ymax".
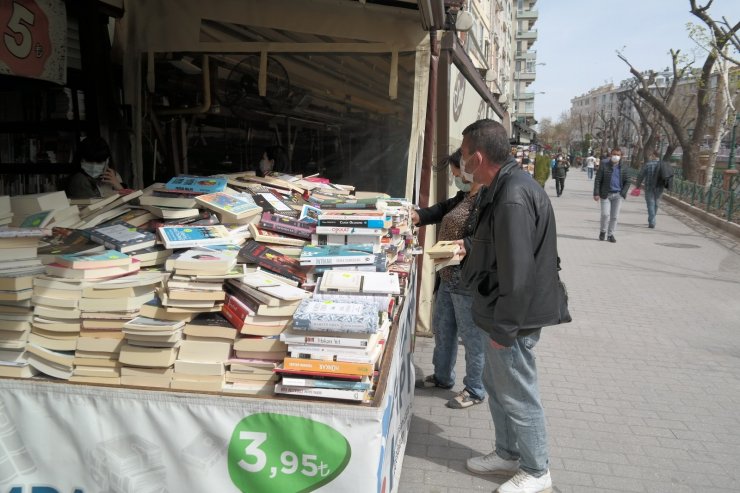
[{"xmin": 511, "ymin": 0, "xmax": 539, "ymax": 143}]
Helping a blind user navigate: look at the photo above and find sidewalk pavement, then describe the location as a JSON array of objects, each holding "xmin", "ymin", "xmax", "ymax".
[{"xmin": 400, "ymin": 168, "xmax": 740, "ymax": 492}]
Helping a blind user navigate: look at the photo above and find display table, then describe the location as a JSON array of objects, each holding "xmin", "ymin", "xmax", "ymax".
[{"xmin": 0, "ymin": 277, "xmax": 417, "ymax": 493}]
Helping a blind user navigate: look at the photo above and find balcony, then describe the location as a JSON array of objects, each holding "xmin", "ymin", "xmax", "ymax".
[
  {"xmin": 516, "ymin": 9, "xmax": 539, "ymax": 21},
  {"xmin": 516, "ymin": 92, "xmax": 538, "ymax": 101},
  {"xmin": 516, "ymin": 29, "xmax": 538, "ymax": 41},
  {"xmin": 515, "ymin": 50, "xmax": 537, "ymax": 60},
  {"xmin": 514, "ymin": 71, "xmax": 536, "ymax": 82}
]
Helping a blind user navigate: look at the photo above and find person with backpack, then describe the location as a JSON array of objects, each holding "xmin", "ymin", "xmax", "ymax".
[{"xmin": 634, "ymin": 150, "xmax": 669, "ymax": 229}]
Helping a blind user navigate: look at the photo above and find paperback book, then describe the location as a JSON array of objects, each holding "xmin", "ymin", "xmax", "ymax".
[
  {"xmin": 258, "ymin": 212, "xmax": 315, "ymax": 239},
  {"xmin": 157, "ymin": 225, "xmax": 233, "ymax": 249},
  {"xmin": 299, "ymin": 244, "xmax": 375, "ymax": 266},
  {"xmin": 89, "ymin": 221, "xmax": 157, "ymax": 253},
  {"xmin": 195, "ymin": 192, "xmax": 262, "ymax": 223},
  {"xmin": 165, "ymin": 175, "xmax": 228, "ymax": 194},
  {"xmin": 291, "ymin": 299, "xmax": 379, "ymax": 334},
  {"xmin": 237, "ymin": 240, "xmax": 309, "ymax": 284}
]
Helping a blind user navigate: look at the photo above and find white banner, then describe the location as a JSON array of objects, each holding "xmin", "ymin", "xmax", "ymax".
[
  {"xmin": 0, "ymin": 0, "xmax": 67, "ymax": 84},
  {"xmin": 0, "ymin": 292, "xmax": 415, "ymax": 493}
]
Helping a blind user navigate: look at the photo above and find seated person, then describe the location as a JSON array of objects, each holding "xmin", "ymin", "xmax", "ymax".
[
  {"xmin": 66, "ymin": 136, "xmax": 125, "ymax": 199},
  {"xmin": 258, "ymin": 145, "xmax": 289, "ymax": 177}
]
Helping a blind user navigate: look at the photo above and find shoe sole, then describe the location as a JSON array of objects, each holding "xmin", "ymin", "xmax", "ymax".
[
  {"xmin": 446, "ymin": 399, "xmax": 484, "ymax": 409},
  {"xmin": 465, "ymin": 463, "xmax": 518, "ymax": 476},
  {"xmin": 495, "ymin": 487, "xmax": 552, "ymax": 493}
]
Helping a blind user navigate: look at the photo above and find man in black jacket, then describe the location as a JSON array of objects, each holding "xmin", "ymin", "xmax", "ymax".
[
  {"xmin": 458, "ymin": 119, "xmax": 567, "ymax": 493},
  {"xmin": 593, "ymin": 148, "xmax": 631, "ymax": 242}
]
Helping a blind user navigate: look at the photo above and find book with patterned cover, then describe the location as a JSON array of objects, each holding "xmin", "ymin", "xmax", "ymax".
[
  {"xmin": 291, "ymin": 299, "xmax": 379, "ymax": 334},
  {"xmin": 237, "ymin": 240, "xmax": 309, "ymax": 284}
]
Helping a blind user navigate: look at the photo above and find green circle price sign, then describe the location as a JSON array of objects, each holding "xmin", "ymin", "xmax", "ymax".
[{"xmin": 228, "ymin": 413, "xmax": 351, "ymax": 493}]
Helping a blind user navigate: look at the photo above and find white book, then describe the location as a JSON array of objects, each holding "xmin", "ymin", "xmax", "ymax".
[
  {"xmin": 274, "ymin": 383, "xmax": 368, "ymax": 402},
  {"xmin": 288, "ymin": 343, "xmax": 382, "ymax": 364}
]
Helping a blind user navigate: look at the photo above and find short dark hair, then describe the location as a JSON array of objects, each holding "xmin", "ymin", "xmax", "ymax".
[
  {"xmin": 433, "ymin": 148, "xmax": 462, "ymax": 172},
  {"xmin": 78, "ymin": 136, "xmax": 110, "ymax": 163},
  {"xmin": 462, "ymin": 119, "xmax": 510, "ymax": 164}
]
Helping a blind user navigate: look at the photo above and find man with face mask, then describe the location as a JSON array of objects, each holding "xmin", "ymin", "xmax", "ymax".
[
  {"xmin": 411, "ymin": 149, "xmax": 489, "ymax": 410},
  {"xmin": 65, "ymin": 136, "xmax": 124, "ymax": 199},
  {"xmin": 593, "ymin": 147, "xmax": 631, "ymax": 242}
]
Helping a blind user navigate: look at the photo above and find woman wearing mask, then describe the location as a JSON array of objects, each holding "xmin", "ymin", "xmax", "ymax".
[
  {"xmin": 411, "ymin": 149, "xmax": 488, "ymax": 409},
  {"xmin": 257, "ymin": 145, "xmax": 288, "ymax": 177},
  {"xmin": 65, "ymin": 136, "xmax": 125, "ymax": 199}
]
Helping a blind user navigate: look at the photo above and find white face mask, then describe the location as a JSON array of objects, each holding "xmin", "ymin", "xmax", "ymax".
[
  {"xmin": 460, "ymin": 155, "xmax": 476, "ymax": 182},
  {"xmin": 259, "ymin": 159, "xmax": 273, "ymax": 174},
  {"xmin": 454, "ymin": 176, "xmax": 472, "ymax": 192},
  {"xmin": 81, "ymin": 161, "xmax": 106, "ymax": 179},
  {"xmin": 611, "ymin": 155, "xmax": 621, "ymax": 163}
]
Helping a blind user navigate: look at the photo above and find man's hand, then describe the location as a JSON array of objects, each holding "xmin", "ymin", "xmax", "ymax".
[
  {"xmin": 453, "ymin": 239, "xmax": 466, "ymax": 257},
  {"xmin": 593, "ymin": 195, "xmax": 599, "ymax": 202},
  {"xmin": 101, "ymin": 168, "xmax": 123, "ymax": 190},
  {"xmin": 411, "ymin": 210, "xmax": 420, "ymax": 226}
]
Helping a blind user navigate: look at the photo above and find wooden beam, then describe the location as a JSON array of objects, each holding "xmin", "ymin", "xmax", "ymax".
[{"xmin": 193, "ymin": 41, "xmax": 402, "ymax": 54}]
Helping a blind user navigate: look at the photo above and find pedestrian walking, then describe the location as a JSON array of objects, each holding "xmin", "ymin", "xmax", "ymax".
[
  {"xmin": 412, "ymin": 149, "xmax": 488, "ymax": 409},
  {"xmin": 456, "ymin": 119, "xmax": 570, "ymax": 493},
  {"xmin": 585, "ymin": 153, "xmax": 596, "ymax": 180},
  {"xmin": 593, "ymin": 147, "xmax": 631, "ymax": 243},
  {"xmin": 553, "ymin": 155, "xmax": 569, "ymax": 197},
  {"xmin": 634, "ymin": 150, "xmax": 664, "ymax": 229}
]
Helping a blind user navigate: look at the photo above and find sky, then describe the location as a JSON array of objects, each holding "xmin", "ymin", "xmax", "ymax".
[{"xmin": 531, "ymin": 0, "xmax": 740, "ymax": 124}]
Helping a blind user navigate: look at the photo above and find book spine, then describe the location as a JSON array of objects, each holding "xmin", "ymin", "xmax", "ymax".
[
  {"xmin": 299, "ymin": 255, "xmax": 374, "ymax": 266},
  {"xmin": 315, "ymin": 226, "xmax": 385, "ymax": 236},
  {"xmin": 274, "ymin": 383, "xmax": 367, "ymax": 401},
  {"xmin": 259, "ymin": 218, "xmax": 314, "ymax": 239},
  {"xmin": 318, "ymin": 218, "xmax": 386, "ymax": 228},
  {"xmin": 288, "ymin": 350, "xmax": 373, "ymax": 364},
  {"xmin": 282, "ymin": 357, "xmax": 373, "ymax": 376},
  {"xmin": 280, "ymin": 377, "xmax": 371, "ymax": 390},
  {"xmin": 280, "ymin": 333, "xmax": 371, "ymax": 348},
  {"xmin": 223, "ymin": 293, "xmax": 256, "ymax": 319}
]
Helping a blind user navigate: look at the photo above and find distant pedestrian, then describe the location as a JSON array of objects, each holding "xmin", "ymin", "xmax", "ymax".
[
  {"xmin": 585, "ymin": 154, "xmax": 596, "ymax": 180},
  {"xmin": 553, "ymin": 155, "xmax": 569, "ymax": 197},
  {"xmin": 593, "ymin": 147, "xmax": 631, "ymax": 243},
  {"xmin": 634, "ymin": 150, "xmax": 664, "ymax": 229}
]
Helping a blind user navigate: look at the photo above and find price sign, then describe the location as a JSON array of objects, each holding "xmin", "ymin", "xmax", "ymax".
[
  {"xmin": 0, "ymin": 0, "xmax": 66, "ymax": 84},
  {"xmin": 228, "ymin": 413, "xmax": 351, "ymax": 493}
]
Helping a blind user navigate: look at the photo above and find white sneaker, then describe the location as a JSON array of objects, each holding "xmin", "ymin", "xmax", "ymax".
[
  {"xmin": 496, "ymin": 469, "xmax": 553, "ymax": 493},
  {"xmin": 465, "ymin": 452, "xmax": 519, "ymax": 475}
]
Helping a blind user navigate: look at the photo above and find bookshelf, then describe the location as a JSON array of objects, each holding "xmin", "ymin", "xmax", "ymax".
[{"xmin": 0, "ymin": 72, "xmax": 92, "ymax": 195}]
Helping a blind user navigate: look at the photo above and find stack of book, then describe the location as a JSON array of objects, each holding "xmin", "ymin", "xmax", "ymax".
[
  {"xmin": 10, "ymin": 191, "xmax": 80, "ymax": 229},
  {"xmin": 0, "ymin": 228, "xmax": 46, "ymax": 377},
  {"xmin": 172, "ymin": 338, "xmax": 231, "ymax": 392},
  {"xmin": 119, "ymin": 316, "xmax": 185, "ymax": 388},
  {"xmin": 237, "ymin": 240, "xmax": 310, "ymax": 286},
  {"xmin": 88, "ymin": 220, "xmax": 158, "ymax": 253},
  {"xmin": 221, "ymin": 270, "xmax": 309, "ymax": 395},
  {"xmin": 71, "ymin": 190, "xmax": 144, "ymax": 230},
  {"xmin": 313, "ymin": 209, "xmax": 390, "ymax": 247},
  {"xmin": 194, "ymin": 191, "xmax": 263, "ymax": 225},
  {"xmin": 426, "ymin": 240, "xmax": 464, "ymax": 272},
  {"xmin": 276, "ymin": 305, "xmax": 391, "ymax": 403},
  {"xmin": 249, "ymin": 211, "xmax": 315, "ymax": 257},
  {"xmin": 36, "ymin": 227, "xmax": 104, "ymax": 265}
]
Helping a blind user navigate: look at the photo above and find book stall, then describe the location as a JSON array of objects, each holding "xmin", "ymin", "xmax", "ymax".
[{"xmin": 0, "ymin": 173, "xmax": 419, "ymax": 492}]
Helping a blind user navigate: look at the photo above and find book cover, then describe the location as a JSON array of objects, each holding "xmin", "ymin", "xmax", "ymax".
[
  {"xmin": 299, "ymin": 244, "xmax": 375, "ymax": 266},
  {"xmin": 320, "ymin": 270, "xmax": 363, "ymax": 292},
  {"xmin": 157, "ymin": 225, "xmax": 232, "ymax": 249},
  {"xmin": 165, "ymin": 175, "xmax": 228, "ymax": 194},
  {"xmin": 258, "ymin": 212, "xmax": 315, "ymax": 239},
  {"xmin": 317, "ymin": 211, "xmax": 389, "ymax": 228},
  {"xmin": 248, "ymin": 224, "xmax": 307, "ymax": 247},
  {"xmin": 20, "ymin": 210, "xmax": 55, "ymax": 228},
  {"xmin": 291, "ymin": 299, "xmax": 379, "ymax": 333},
  {"xmin": 56, "ymin": 250, "xmax": 131, "ymax": 269},
  {"xmin": 426, "ymin": 240, "xmax": 462, "ymax": 259},
  {"xmin": 237, "ymin": 240, "xmax": 309, "ymax": 284},
  {"xmin": 171, "ymin": 247, "xmax": 237, "ymax": 273},
  {"xmin": 89, "ymin": 220, "xmax": 157, "ymax": 253},
  {"xmin": 281, "ymin": 357, "xmax": 374, "ymax": 377},
  {"xmin": 195, "ymin": 192, "xmax": 262, "ymax": 220},
  {"xmin": 298, "ymin": 204, "xmax": 322, "ymax": 224},
  {"xmin": 251, "ymin": 192, "xmax": 299, "ymax": 217},
  {"xmin": 280, "ymin": 375, "xmax": 372, "ymax": 391}
]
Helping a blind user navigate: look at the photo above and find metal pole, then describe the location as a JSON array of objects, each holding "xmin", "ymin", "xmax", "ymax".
[{"xmin": 728, "ymin": 114, "xmax": 738, "ymax": 170}]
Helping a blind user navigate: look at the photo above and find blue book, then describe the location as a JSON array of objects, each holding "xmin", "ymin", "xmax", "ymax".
[
  {"xmin": 157, "ymin": 225, "xmax": 232, "ymax": 249},
  {"xmin": 299, "ymin": 244, "xmax": 375, "ymax": 266},
  {"xmin": 165, "ymin": 175, "xmax": 227, "ymax": 194}
]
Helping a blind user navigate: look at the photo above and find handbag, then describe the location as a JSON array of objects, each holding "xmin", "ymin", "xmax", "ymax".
[{"xmin": 556, "ymin": 256, "xmax": 572, "ymax": 324}]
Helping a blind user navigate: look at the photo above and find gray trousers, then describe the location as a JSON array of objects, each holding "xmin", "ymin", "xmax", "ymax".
[{"xmin": 600, "ymin": 193, "xmax": 623, "ymax": 236}]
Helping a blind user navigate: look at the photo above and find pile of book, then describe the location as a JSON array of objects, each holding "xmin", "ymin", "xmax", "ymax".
[
  {"xmin": 0, "ymin": 170, "xmax": 420, "ymax": 406},
  {"xmin": 0, "ymin": 227, "xmax": 45, "ymax": 377}
]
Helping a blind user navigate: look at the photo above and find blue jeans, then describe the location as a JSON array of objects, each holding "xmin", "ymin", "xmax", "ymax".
[
  {"xmin": 587, "ymin": 167, "xmax": 594, "ymax": 179},
  {"xmin": 645, "ymin": 190, "xmax": 662, "ymax": 227},
  {"xmin": 482, "ymin": 329, "xmax": 549, "ymax": 476},
  {"xmin": 600, "ymin": 193, "xmax": 623, "ymax": 236},
  {"xmin": 431, "ymin": 280, "xmax": 487, "ymax": 400}
]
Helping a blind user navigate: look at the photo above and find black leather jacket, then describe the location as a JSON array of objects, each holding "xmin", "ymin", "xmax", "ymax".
[
  {"xmin": 461, "ymin": 157, "xmax": 564, "ymax": 347},
  {"xmin": 594, "ymin": 159, "xmax": 630, "ymax": 199}
]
